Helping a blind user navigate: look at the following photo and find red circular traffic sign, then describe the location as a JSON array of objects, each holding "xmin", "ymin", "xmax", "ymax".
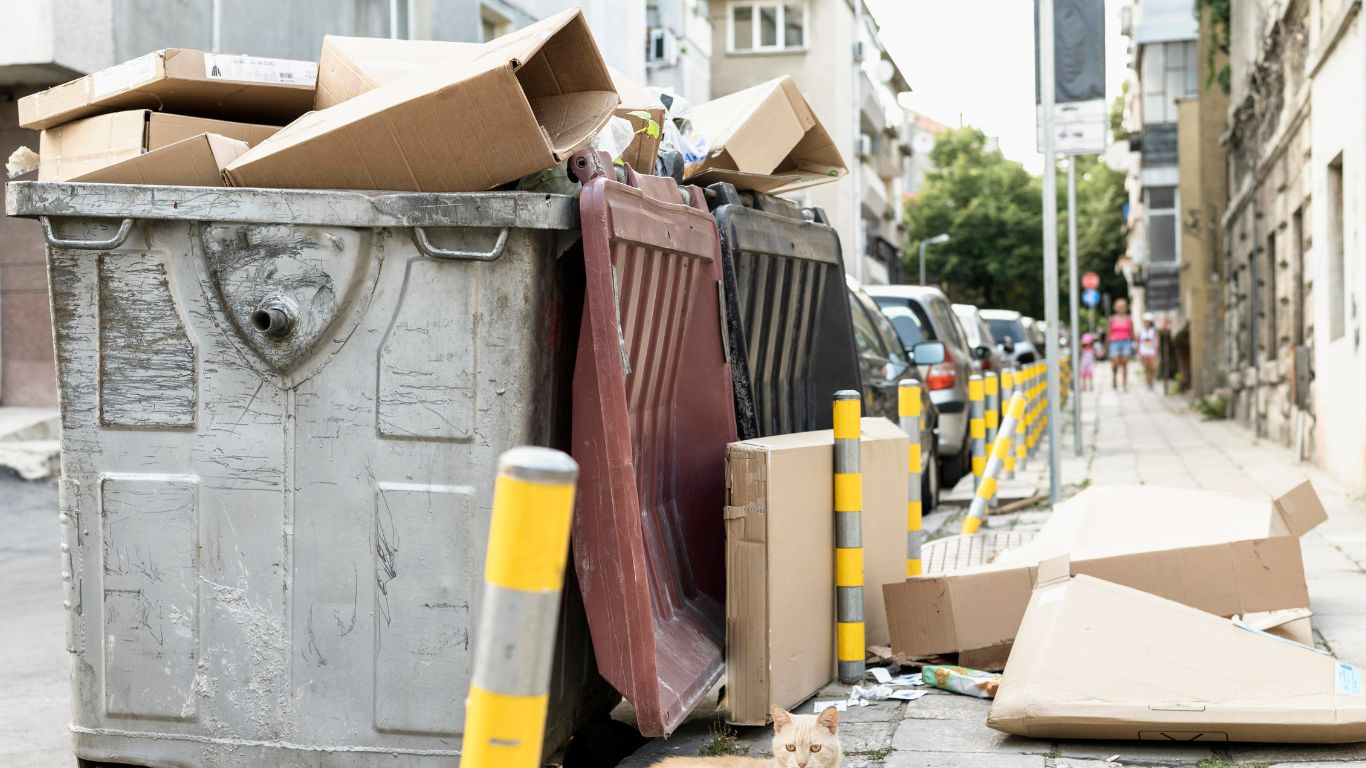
[{"xmin": 1082, "ymin": 272, "xmax": 1100, "ymax": 290}]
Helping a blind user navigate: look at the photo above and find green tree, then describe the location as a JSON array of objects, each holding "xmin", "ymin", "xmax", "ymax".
[{"xmin": 1062, "ymin": 154, "xmax": 1129, "ymax": 332}]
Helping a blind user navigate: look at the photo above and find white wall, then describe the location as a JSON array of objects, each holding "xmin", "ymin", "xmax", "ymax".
[
  {"xmin": 518, "ymin": 0, "xmax": 647, "ymax": 81},
  {"xmin": 1310, "ymin": 13, "xmax": 1366, "ymax": 488}
]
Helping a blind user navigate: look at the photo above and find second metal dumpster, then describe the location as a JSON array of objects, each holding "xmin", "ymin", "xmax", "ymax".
[
  {"xmin": 6, "ymin": 181, "xmax": 616, "ymax": 767},
  {"xmin": 708, "ymin": 183, "xmax": 862, "ymax": 440},
  {"xmin": 568, "ymin": 151, "xmax": 737, "ymax": 737}
]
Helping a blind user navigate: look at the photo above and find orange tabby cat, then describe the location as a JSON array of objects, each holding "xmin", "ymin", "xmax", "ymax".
[{"xmin": 652, "ymin": 706, "xmax": 841, "ymax": 768}]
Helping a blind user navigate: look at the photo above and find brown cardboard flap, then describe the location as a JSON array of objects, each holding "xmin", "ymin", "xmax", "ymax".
[
  {"xmin": 1273, "ymin": 480, "xmax": 1328, "ymax": 538},
  {"xmin": 73, "ymin": 133, "xmax": 247, "ymax": 187},
  {"xmin": 1035, "ymin": 555, "xmax": 1071, "ymax": 587}
]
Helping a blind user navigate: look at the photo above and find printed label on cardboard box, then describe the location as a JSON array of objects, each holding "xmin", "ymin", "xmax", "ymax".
[
  {"xmin": 1336, "ymin": 663, "xmax": 1363, "ymax": 696},
  {"xmin": 204, "ymin": 55, "xmax": 318, "ymax": 86},
  {"xmin": 91, "ymin": 53, "xmax": 159, "ymax": 97}
]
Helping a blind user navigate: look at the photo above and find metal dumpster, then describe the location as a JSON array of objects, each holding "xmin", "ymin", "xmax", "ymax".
[
  {"xmin": 567, "ymin": 151, "xmax": 737, "ymax": 737},
  {"xmin": 5, "ymin": 181, "xmax": 615, "ymax": 767},
  {"xmin": 707, "ymin": 183, "xmax": 862, "ymax": 440}
]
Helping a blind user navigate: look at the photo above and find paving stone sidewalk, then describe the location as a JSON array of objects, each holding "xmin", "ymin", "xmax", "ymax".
[{"xmin": 621, "ymin": 381, "xmax": 1366, "ymax": 768}]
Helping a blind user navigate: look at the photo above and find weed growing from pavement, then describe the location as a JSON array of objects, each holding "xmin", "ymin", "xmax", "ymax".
[
  {"xmin": 699, "ymin": 721, "xmax": 747, "ymax": 756},
  {"xmin": 847, "ymin": 745, "xmax": 894, "ymax": 760},
  {"xmin": 1196, "ymin": 760, "xmax": 1268, "ymax": 768}
]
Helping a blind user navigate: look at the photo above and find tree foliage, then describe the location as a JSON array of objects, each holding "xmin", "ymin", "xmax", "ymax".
[
  {"xmin": 903, "ymin": 127, "xmax": 1128, "ymax": 323},
  {"xmin": 1195, "ymin": 0, "xmax": 1231, "ymax": 94}
]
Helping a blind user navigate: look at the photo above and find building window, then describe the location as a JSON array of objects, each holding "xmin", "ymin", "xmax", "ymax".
[
  {"xmin": 481, "ymin": 6, "xmax": 511, "ymax": 42},
  {"xmin": 1146, "ymin": 186, "xmax": 1178, "ymax": 264},
  {"xmin": 729, "ymin": 2, "xmax": 806, "ymax": 52},
  {"xmin": 1141, "ymin": 40, "xmax": 1198, "ymax": 125},
  {"xmin": 1328, "ymin": 153, "xmax": 1346, "ymax": 340}
]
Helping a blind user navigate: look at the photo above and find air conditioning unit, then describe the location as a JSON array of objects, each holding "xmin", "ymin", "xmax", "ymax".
[
  {"xmin": 857, "ymin": 134, "xmax": 873, "ymax": 160},
  {"xmin": 647, "ymin": 27, "xmax": 678, "ymax": 66},
  {"xmin": 1119, "ymin": 6, "xmax": 1132, "ymax": 37}
]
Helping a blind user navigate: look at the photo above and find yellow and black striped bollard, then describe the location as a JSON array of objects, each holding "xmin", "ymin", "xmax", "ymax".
[
  {"xmin": 462, "ymin": 447, "xmax": 578, "ymax": 768},
  {"xmin": 833, "ymin": 390, "xmax": 865, "ymax": 683},
  {"xmin": 962, "ymin": 393, "xmax": 1027, "ymax": 534},
  {"xmin": 968, "ymin": 374, "xmax": 985, "ymax": 494},
  {"xmin": 899, "ymin": 379, "xmax": 923, "ymax": 578}
]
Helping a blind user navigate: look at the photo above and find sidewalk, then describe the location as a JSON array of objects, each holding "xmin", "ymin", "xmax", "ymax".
[{"xmin": 622, "ymin": 381, "xmax": 1366, "ymax": 768}]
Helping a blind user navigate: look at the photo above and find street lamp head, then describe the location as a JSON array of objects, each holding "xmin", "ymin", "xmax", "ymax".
[{"xmin": 927, "ymin": 233, "xmax": 950, "ymax": 245}]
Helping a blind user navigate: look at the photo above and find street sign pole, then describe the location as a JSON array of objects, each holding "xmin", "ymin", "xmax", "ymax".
[
  {"xmin": 1067, "ymin": 157, "xmax": 1082, "ymax": 456},
  {"xmin": 1040, "ymin": 0, "xmax": 1061, "ymax": 505}
]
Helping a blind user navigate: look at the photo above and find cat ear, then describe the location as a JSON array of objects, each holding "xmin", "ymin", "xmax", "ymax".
[
  {"xmin": 816, "ymin": 705, "xmax": 839, "ymax": 734},
  {"xmin": 772, "ymin": 707, "xmax": 793, "ymax": 732}
]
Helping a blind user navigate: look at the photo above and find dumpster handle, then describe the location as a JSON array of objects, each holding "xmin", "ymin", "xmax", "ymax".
[
  {"xmin": 412, "ymin": 227, "xmax": 509, "ymax": 262},
  {"xmin": 39, "ymin": 217, "xmax": 134, "ymax": 251}
]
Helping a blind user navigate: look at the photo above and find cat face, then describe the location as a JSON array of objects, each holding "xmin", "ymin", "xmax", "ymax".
[{"xmin": 770, "ymin": 707, "xmax": 840, "ymax": 768}]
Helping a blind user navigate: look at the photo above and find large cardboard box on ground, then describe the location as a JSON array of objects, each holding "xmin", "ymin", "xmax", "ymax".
[
  {"xmin": 19, "ymin": 49, "xmax": 316, "ymax": 130},
  {"xmin": 313, "ymin": 35, "xmax": 660, "ymax": 171},
  {"xmin": 73, "ymin": 134, "xmax": 249, "ymax": 187},
  {"xmin": 226, "ymin": 9, "xmax": 617, "ymax": 192},
  {"xmin": 724, "ymin": 418, "xmax": 908, "ymax": 725},
  {"xmin": 685, "ymin": 76, "xmax": 846, "ymax": 193},
  {"xmin": 38, "ymin": 110, "xmax": 277, "ymax": 182},
  {"xmin": 989, "ymin": 572, "xmax": 1366, "ymax": 743},
  {"xmin": 884, "ymin": 482, "xmax": 1327, "ymax": 666}
]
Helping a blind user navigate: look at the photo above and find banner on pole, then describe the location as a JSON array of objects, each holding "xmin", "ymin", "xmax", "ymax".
[{"xmin": 1035, "ymin": 0, "xmax": 1107, "ymax": 155}]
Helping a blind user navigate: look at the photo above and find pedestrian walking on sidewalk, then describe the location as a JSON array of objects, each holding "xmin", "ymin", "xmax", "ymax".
[
  {"xmin": 1138, "ymin": 312, "xmax": 1159, "ymax": 389},
  {"xmin": 1079, "ymin": 332, "xmax": 1097, "ymax": 391},
  {"xmin": 1106, "ymin": 298, "xmax": 1134, "ymax": 391}
]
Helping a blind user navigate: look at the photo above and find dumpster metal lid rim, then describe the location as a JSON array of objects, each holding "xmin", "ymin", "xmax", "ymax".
[{"xmin": 5, "ymin": 181, "xmax": 579, "ymax": 230}]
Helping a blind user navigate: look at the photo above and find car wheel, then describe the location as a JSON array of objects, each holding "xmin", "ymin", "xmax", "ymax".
[
  {"xmin": 940, "ymin": 446, "xmax": 967, "ymax": 488},
  {"xmin": 922, "ymin": 440, "xmax": 940, "ymax": 512}
]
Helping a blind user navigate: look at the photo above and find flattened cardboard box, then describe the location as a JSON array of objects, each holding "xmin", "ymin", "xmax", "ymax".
[
  {"xmin": 884, "ymin": 482, "xmax": 1327, "ymax": 664},
  {"xmin": 39, "ymin": 110, "xmax": 277, "ymax": 182},
  {"xmin": 313, "ymin": 34, "xmax": 660, "ymax": 170},
  {"xmin": 19, "ymin": 49, "xmax": 316, "ymax": 130},
  {"xmin": 685, "ymin": 76, "xmax": 846, "ymax": 193},
  {"xmin": 73, "ymin": 134, "xmax": 248, "ymax": 187},
  {"xmin": 989, "ymin": 573, "xmax": 1366, "ymax": 743},
  {"xmin": 228, "ymin": 9, "xmax": 617, "ymax": 192},
  {"xmin": 724, "ymin": 418, "xmax": 907, "ymax": 725}
]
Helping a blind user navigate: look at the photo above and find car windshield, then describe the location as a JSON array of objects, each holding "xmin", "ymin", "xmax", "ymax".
[
  {"xmin": 954, "ymin": 312, "xmax": 982, "ymax": 346},
  {"xmin": 987, "ymin": 318, "xmax": 1026, "ymax": 345},
  {"xmin": 877, "ymin": 302, "xmax": 924, "ymax": 347}
]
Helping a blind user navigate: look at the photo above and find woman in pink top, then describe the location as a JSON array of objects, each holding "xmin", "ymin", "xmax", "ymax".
[{"xmin": 1106, "ymin": 298, "xmax": 1134, "ymax": 391}]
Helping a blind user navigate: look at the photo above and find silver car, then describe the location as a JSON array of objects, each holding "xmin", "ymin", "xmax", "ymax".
[
  {"xmin": 952, "ymin": 303, "xmax": 1007, "ymax": 375},
  {"xmin": 980, "ymin": 309, "xmax": 1042, "ymax": 365}
]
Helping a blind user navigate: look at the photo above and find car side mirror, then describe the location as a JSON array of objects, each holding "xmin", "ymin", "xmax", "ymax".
[
  {"xmin": 973, "ymin": 345, "xmax": 992, "ymax": 361},
  {"xmin": 1000, "ymin": 335, "xmax": 1015, "ymax": 354},
  {"xmin": 912, "ymin": 340, "xmax": 947, "ymax": 366}
]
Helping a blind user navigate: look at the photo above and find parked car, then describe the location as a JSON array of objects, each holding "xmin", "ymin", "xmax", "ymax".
[
  {"xmin": 865, "ymin": 284, "xmax": 975, "ymax": 488},
  {"xmin": 1021, "ymin": 316, "xmax": 1048, "ymax": 354},
  {"xmin": 952, "ymin": 303, "xmax": 1007, "ymax": 374},
  {"xmin": 846, "ymin": 276, "xmax": 942, "ymax": 509},
  {"xmin": 980, "ymin": 309, "xmax": 1042, "ymax": 365}
]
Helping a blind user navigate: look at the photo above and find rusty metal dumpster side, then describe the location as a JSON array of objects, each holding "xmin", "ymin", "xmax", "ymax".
[
  {"xmin": 6, "ymin": 181, "xmax": 614, "ymax": 767},
  {"xmin": 708, "ymin": 183, "xmax": 862, "ymax": 441},
  {"xmin": 568, "ymin": 152, "xmax": 736, "ymax": 737}
]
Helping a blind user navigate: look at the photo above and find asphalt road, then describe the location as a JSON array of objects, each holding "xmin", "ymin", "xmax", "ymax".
[{"xmin": 0, "ymin": 475, "xmax": 71, "ymax": 766}]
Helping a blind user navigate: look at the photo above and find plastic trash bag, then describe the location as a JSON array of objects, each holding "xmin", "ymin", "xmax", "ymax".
[{"xmin": 921, "ymin": 665, "xmax": 1002, "ymax": 699}]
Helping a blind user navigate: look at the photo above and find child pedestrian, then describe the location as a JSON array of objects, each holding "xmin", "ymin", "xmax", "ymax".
[
  {"xmin": 1079, "ymin": 332, "xmax": 1096, "ymax": 391},
  {"xmin": 1139, "ymin": 312, "xmax": 1160, "ymax": 389}
]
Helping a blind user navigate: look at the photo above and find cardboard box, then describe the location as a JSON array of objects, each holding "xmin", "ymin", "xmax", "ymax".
[
  {"xmin": 19, "ymin": 49, "xmax": 316, "ymax": 130},
  {"xmin": 883, "ymin": 482, "xmax": 1327, "ymax": 665},
  {"xmin": 989, "ymin": 572, "xmax": 1366, "ymax": 743},
  {"xmin": 685, "ymin": 76, "xmax": 846, "ymax": 193},
  {"xmin": 225, "ymin": 9, "xmax": 618, "ymax": 192},
  {"xmin": 38, "ymin": 110, "xmax": 278, "ymax": 182},
  {"xmin": 314, "ymin": 36, "xmax": 661, "ymax": 172},
  {"xmin": 72, "ymin": 133, "xmax": 248, "ymax": 187},
  {"xmin": 723, "ymin": 418, "xmax": 908, "ymax": 725}
]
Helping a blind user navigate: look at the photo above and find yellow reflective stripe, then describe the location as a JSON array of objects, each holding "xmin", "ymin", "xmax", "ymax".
[
  {"xmin": 1004, "ymin": 454, "xmax": 1016, "ymax": 471},
  {"xmin": 834, "ymin": 473, "xmax": 862, "ymax": 512},
  {"xmin": 837, "ymin": 622, "xmax": 865, "ymax": 662},
  {"xmin": 898, "ymin": 386, "xmax": 922, "ymax": 417},
  {"xmin": 906, "ymin": 559, "xmax": 923, "ymax": 578},
  {"xmin": 992, "ymin": 436, "xmax": 1012, "ymax": 460},
  {"xmin": 833, "ymin": 399, "xmax": 861, "ymax": 439},
  {"xmin": 835, "ymin": 547, "xmax": 863, "ymax": 587},
  {"xmin": 484, "ymin": 475, "xmax": 574, "ymax": 593},
  {"xmin": 908, "ymin": 443, "xmax": 922, "ymax": 472},
  {"xmin": 960, "ymin": 515, "xmax": 983, "ymax": 534},
  {"xmin": 972, "ymin": 456, "xmax": 985, "ymax": 476},
  {"xmin": 978, "ymin": 477, "xmax": 998, "ymax": 501},
  {"xmin": 985, "ymin": 410, "xmax": 999, "ymax": 429},
  {"xmin": 1002, "ymin": 371, "xmax": 1014, "ymax": 387},
  {"xmin": 907, "ymin": 500, "xmax": 923, "ymax": 531},
  {"xmin": 968, "ymin": 379, "xmax": 984, "ymax": 400},
  {"xmin": 463, "ymin": 688, "xmax": 548, "ymax": 768},
  {"xmin": 1008, "ymin": 395, "xmax": 1026, "ymax": 419},
  {"xmin": 970, "ymin": 419, "xmax": 985, "ymax": 439},
  {"xmin": 985, "ymin": 376, "xmax": 999, "ymax": 395}
]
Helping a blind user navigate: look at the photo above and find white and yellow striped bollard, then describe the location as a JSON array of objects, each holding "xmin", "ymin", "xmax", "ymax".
[
  {"xmin": 962, "ymin": 393, "xmax": 1027, "ymax": 534},
  {"xmin": 984, "ymin": 372, "xmax": 1000, "ymax": 512},
  {"xmin": 968, "ymin": 374, "xmax": 985, "ymax": 494},
  {"xmin": 1001, "ymin": 367, "xmax": 1017, "ymax": 480},
  {"xmin": 462, "ymin": 447, "xmax": 578, "ymax": 768},
  {"xmin": 899, "ymin": 379, "xmax": 923, "ymax": 578},
  {"xmin": 833, "ymin": 390, "xmax": 865, "ymax": 683}
]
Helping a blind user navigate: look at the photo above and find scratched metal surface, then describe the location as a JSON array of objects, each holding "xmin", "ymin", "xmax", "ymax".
[{"xmin": 18, "ymin": 185, "xmax": 611, "ymax": 767}]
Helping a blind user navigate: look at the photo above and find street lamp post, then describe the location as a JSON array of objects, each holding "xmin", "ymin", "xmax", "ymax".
[{"xmin": 918, "ymin": 233, "xmax": 950, "ymax": 285}]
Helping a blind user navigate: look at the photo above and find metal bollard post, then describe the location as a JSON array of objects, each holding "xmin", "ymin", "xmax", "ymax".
[
  {"xmin": 1016, "ymin": 366, "xmax": 1029, "ymax": 471},
  {"xmin": 1001, "ymin": 367, "xmax": 1017, "ymax": 480},
  {"xmin": 463, "ymin": 447, "xmax": 578, "ymax": 768},
  {"xmin": 899, "ymin": 379, "xmax": 923, "ymax": 578},
  {"xmin": 833, "ymin": 390, "xmax": 865, "ymax": 683},
  {"xmin": 962, "ymin": 393, "xmax": 1027, "ymax": 534},
  {"xmin": 984, "ymin": 372, "xmax": 1000, "ymax": 512},
  {"xmin": 968, "ymin": 374, "xmax": 985, "ymax": 494}
]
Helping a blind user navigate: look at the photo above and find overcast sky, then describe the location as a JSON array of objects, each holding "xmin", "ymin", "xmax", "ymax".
[{"xmin": 866, "ymin": 0, "xmax": 1131, "ymax": 173}]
